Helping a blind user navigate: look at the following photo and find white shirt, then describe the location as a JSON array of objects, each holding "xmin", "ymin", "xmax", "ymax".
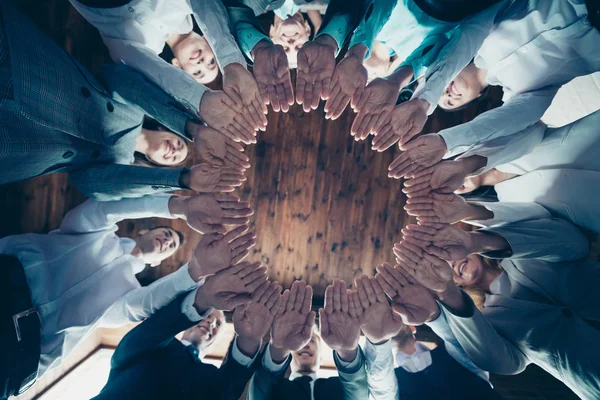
[
  {"xmin": 69, "ymin": 0, "xmax": 247, "ymax": 114},
  {"xmin": 395, "ymin": 342, "xmax": 433, "ymax": 373},
  {"xmin": 0, "ymin": 194, "xmax": 198, "ymax": 379},
  {"xmin": 415, "ymin": 0, "xmax": 600, "ymax": 155}
]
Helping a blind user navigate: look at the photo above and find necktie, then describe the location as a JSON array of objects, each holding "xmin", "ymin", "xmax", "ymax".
[
  {"xmin": 187, "ymin": 344, "xmax": 200, "ymax": 360},
  {"xmin": 293, "ymin": 375, "xmax": 313, "ymax": 399}
]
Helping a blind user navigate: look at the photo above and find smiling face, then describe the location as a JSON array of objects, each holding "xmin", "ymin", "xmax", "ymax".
[
  {"xmin": 145, "ymin": 130, "xmax": 189, "ymax": 166},
  {"xmin": 291, "ymin": 333, "xmax": 321, "ymax": 374},
  {"xmin": 438, "ymin": 63, "xmax": 485, "ymax": 110},
  {"xmin": 135, "ymin": 227, "xmax": 182, "ymax": 266},
  {"xmin": 450, "ymin": 254, "xmax": 485, "ymax": 287},
  {"xmin": 182, "ymin": 310, "xmax": 225, "ymax": 354},
  {"xmin": 269, "ymin": 13, "xmax": 311, "ymax": 68},
  {"xmin": 171, "ymin": 31, "xmax": 219, "ymax": 83}
]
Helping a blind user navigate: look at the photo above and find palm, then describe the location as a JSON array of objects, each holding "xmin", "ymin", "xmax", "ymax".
[
  {"xmin": 321, "ymin": 311, "xmax": 360, "ymax": 351},
  {"xmin": 272, "ymin": 312, "xmax": 311, "ymax": 351},
  {"xmin": 433, "ymin": 194, "xmax": 468, "ymax": 223},
  {"xmin": 359, "ymin": 78, "xmax": 398, "ymax": 112},
  {"xmin": 223, "ymin": 66, "xmax": 260, "ymax": 107},
  {"xmin": 298, "ymin": 43, "xmax": 335, "ymax": 83},
  {"xmin": 200, "ymin": 92, "xmax": 238, "ymax": 130},
  {"xmin": 413, "ymin": 260, "xmax": 453, "ymax": 293},
  {"xmin": 233, "ymin": 303, "xmax": 273, "ymax": 341},
  {"xmin": 431, "ymin": 161, "xmax": 468, "ymax": 193},
  {"xmin": 432, "ymin": 226, "xmax": 473, "ymax": 261},
  {"xmin": 204, "ymin": 274, "xmax": 248, "ymax": 311},
  {"xmin": 188, "ymin": 164, "xmax": 221, "ymax": 192},
  {"xmin": 195, "ymin": 128, "xmax": 227, "ymax": 165},
  {"xmin": 253, "ymin": 45, "xmax": 288, "ymax": 86},
  {"xmin": 392, "ymin": 285, "xmax": 437, "ymax": 325},
  {"xmin": 360, "ymin": 302, "xmax": 403, "ymax": 343},
  {"xmin": 404, "ymin": 135, "xmax": 446, "ymax": 170},
  {"xmin": 185, "ymin": 196, "xmax": 225, "ymax": 233},
  {"xmin": 334, "ymin": 56, "xmax": 367, "ymax": 98}
]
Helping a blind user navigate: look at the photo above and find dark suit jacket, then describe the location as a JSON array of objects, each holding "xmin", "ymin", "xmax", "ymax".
[
  {"xmin": 0, "ymin": 2, "xmax": 199, "ymax": 200},
  {"xmin": 395, "ymin": 344, "xmax": 503, "ymax": 400},
  {"xmin": 92, "ymin": 294, "xmax": 256, "ymax": 400}
]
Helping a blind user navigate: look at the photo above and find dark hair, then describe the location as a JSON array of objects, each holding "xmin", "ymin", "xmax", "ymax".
[
  {"xmin": 149, "ymin": 226, "xmax": 185, "ymax": 247},
  {"xmin": 440, "ymin": 85, "xmax": 491, "ymax": 113}
]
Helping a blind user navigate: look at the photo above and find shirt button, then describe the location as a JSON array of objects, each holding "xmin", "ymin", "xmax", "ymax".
[
  {"xmin": 81, "ymin": 87, "xmax": 91, "ymax": 98},
  {"xmin": 128, "ymin": 6, "xmax": 134, "ymax": 13},
  {"xmin": 107, "ymin": 102, "xmax": 114, "ymax": 112},
  {"xmin": 92, "ymin": 150, "xmax": 101, "ymax": 159},
  {"xmin": 63, "ymin": 151, "xmax": 74, "ymax": 159}
]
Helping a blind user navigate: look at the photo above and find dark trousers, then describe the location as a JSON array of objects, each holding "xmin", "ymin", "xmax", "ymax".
[{"xmin": 0, "ymin": 255, "xmax": 41, "ymax": 400}]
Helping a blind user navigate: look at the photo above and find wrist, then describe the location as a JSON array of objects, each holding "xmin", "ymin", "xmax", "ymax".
[
  {"xmin": 465, "ymin": 203, "xmax": 494, "ymax": 221},
  {"xmin": 346, "ymin": 44, "xmax": 368, "ymax": 60},
  {"xmin": 366, "ymin": 337, "xmax": 390, "ymax": 346},
  {"xmin": 168, "ymin": 195, "xmax": 187, "ymax": 218},
  {"xmin": 179, "ymin": 168, "xmax": 191, "ymax": 189},
  {"xmin": 460, "ymin": 155, "xmax": 487, "ymax": 175},
  {"xmin": 470, "ymin": 231, "xmax": 509, "ymax": 254},
  {"xmin": 193, "ymin": 286, "xmax": 213, "ymax": 315},
  {"xmin": 251, "ymin": 39, "xmax": 273, "ymax": 58},
  {"xmin": 269, "ymin": 344, "xmax": 291, "ymax": 364},
  {"xmin": 188, "ymin": 258, "xmax": 209, "ymax": 283},
  {"xmin": 388, "ymin": 65, "xmax": 414, "ymax": 86},
  {"xmin": 336, "ymin": 347, "xmax": 358, "ymax": 363},
  {"xmin": 237, "ymin": 335, "xmax": 261, "ymax": 358},
  {"xmin": 314, "ymin": 34, "xmax": 338, "ymax": 54},
  {"xmin": 435, "ymin": 284, "xmax": 470, "ymax": 316}
]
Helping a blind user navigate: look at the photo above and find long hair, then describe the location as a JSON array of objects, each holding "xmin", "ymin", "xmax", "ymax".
[{"xmin": 460, "ymin": 257, "xmax": 502, "ymax": 311}]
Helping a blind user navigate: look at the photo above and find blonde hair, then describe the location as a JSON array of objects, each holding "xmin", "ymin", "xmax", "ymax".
[{"xmin": 460, "ymin": 257, "xmax": 502, "ymax": 311}]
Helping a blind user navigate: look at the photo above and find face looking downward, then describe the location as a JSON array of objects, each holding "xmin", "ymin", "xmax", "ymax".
[
  {"xmin": 144, "ymin": 130, "xmax": 189, "ymax": 166},
  {"xmin": 135, "ymin": 227, "xmax": 182, "ymax": 267},
  {"xmin": 438, "ymin": 63, "xmax": 485, "ymax": 110},
  {"xmin": 171, "ymin": 31, "xmax": 219, "ymax": 83},
  {"xmin": 269, "ymin": 13, "xmax": 312, "ymax": 68},
  {"xmin": 182, "ymin": 310, "xmax": 225, "ymax": 354}
]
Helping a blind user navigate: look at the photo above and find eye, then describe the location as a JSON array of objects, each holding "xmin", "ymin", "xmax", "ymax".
[{"xmin": 209, "ymin": 58, "xmax": 215, "ymax": 66}]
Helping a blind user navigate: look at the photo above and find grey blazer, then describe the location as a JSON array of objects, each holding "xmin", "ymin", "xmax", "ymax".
[{"xmin": 0, "ymin": 2, "xmax": 199, "ymax": 200}]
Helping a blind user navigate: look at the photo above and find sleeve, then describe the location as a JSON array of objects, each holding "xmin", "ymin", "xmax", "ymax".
[
  {"xmin": 439, "ymin": 87, "xmax": 559, "ymax": 154},
  {"xmin": 58, "ymin": 193, "xmax": 175, "ymax": 233},
  {"xmin": 363, "ymin": 340, "xmax": 399, "ymax": 400},
  {"xmin": 412, "ymin": 2, "xmax": 502, "ymax": 114},
  {"xmin": 334, "ymin": 348, "xmax": 369, "ymax": 400},
  {"xmin": 426, "ymin": 308, "xmax": 492, "ymax": 384},
  {"xmin": 464, "ymin": 202, "xmax": 552, "ymax": 228},
  {"xmin": 100, "ymin": 264, "xmax": 199, "ymax": 328},
  {"xmin": 456, "ymin": 120, "xmax": 546, "ymax": 173},
  {"xmin": 102, "ymin": 63, "xmax": 201, "ymax": 135},
  {"xmin": 101, "ymin": 38, "xmax": 208, "ymax": 115},
  {"xmin": 69, "ymin": 164, "xmax": 185, "ymax": 201},
  {"xmin": 230, "ymin": 337, "xmax": 261, "ymax": 367},
  {"xmin": 222, "ymin": 0, "xmax": 271, "ymax": 62},
  {"xmin": 481, "ymin": 218, "xmax": 589, "ymax": 262},
  {"xmin": 346, "ymin": 0, "xmax": 397, "ymax": 58},
  {"xmin": 248, "ymin": 345, "xmax": 292, "ymax": 400},
  {"xmin": 189, "ymin": 0, "xmax": 247, "ymax": 69},
  {"xmin": 315, "ymin": 0, "xmax": 369, "ymax": 56},
  {"xmin": 110, "ymin": 292, "xmax": 202, "ymax": 369},
  {"xmin": 219, "ymin": 340, "xmax": 262, "ymax": 400},
  {"xmin": 397, "ymin": 31, "xmax": 452, "ymax": 81},
  {"xmin": 439, "ymin": 290, "xmax": 528, "ymax": 375}
]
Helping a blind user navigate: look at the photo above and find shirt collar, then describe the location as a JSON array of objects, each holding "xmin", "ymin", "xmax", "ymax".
[
  {"xmin": 119, "ymin": 237, "xmax": 146, "ymax": 274},
  {"xmin": 395, "ymin": 342, "xmax": 433, "ymax": 373},
  {"xmin": 289, "ymin": 371, "xmax": 317, "ymax": 382}
]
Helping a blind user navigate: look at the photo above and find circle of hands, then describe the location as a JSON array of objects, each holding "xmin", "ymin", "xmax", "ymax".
[{"xmin": 178, "ymin": 36, "xmax": 486, "ymax": 355}]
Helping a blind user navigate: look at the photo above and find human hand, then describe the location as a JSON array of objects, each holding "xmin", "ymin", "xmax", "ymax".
[
  {"xmin": 388, "ymin": 134, "xmax": 447, "ymax": 179},
  {"xmin": 199, "ymin": 90, "xmax": 256, "ymax": 144},
  {"xmin": 401, "ymin": 223, "xmax": 476, "ymax": 261},
  {"xmin": 401, "ymin": 160, "xmax": 470, "ymax": 196},
  {"xmin": 371, "ymin": 98, "xmax": 429, "ymax": 152},
  {"xmin": 324, "ymin": 44, "xmax": 368, "ymax": 120},
  {"xmin": 392, "ymin": 241, "xmax": 454, "ymax": 293},
  {"xmin": 180, "ymin": 164, "xmax": 246, "ymax": 193},
  {"xmin": 404, "ymin": 192, "xmax": 471, "ymax": 224},
  {"xmin": 455, "ymin": 175, "xmax": 482, "ymax": 195},
  {"xmin": 223, "ymin": 63, "xmax": 268, "ymax": 132},
  {"xmin": 189, "ymin": 225, "xmax": 256, "ymax": 280},
  {"xmin": 251, "ymin": 40, "xmax": 294, "ymax": 112},
  {"xmin": 271, "ymin": 281, "xmax": 316, "ymax": 354},
  {"xmin": 296, "ymin": 35, "xmax": 337, "ymax": 112},
  {"xmin": 375, "ymin": 263, "xmax": 439, "ymax": 325},
  {"xmin": 320, "ymin": 280, "xmax": 360, "ymax": 354},
  {"xmin": 190, "ymin": 124, "xmax": 251, "ymax": 171},
  {"xmin": 198, "ymin": 261, "xmax": 268, "ymax": 311},
  {"xmin": 353, "ymin": 274, "xmax": 404, "ymax": 344},
  {"xmin": 233, "ymin": 280, "xmax": 282, "ymax": 341},
  {"xmin": 350, "ymin": 77, "xmax": 402, "ymax": 141},
  {"xmin": 169, "ymin": 194, "xmax": 252, "ymax": 234}
]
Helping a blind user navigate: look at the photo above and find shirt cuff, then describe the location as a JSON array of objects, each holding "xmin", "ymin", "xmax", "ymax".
[
  {"xmin": 181, "ymin": 286, "xmax": 213, "ymax": 322},
  {"xmin": 316, "ymin": 15, "xmax": 353, "ymax": 56},
  {"xmin": 438, "ymin": 125, "xmax": 473, "ymax": 153},
  {"xmin": 262, "ymin": 344, "xmax": 291, "ymax": 374},
  {"xmin": 364, "ymin": 339, "xmax": 392, "ymax": 362},
  {"xmin": 240, "ymin": 29, "xmax": 271, "ymax": 62},
  {"xmin": 144, "ymin": 194, "xmax": 178, "ymax": 219},
  {"xmin": 231, "ymin": 336, "xmax": 261, "ymax": 367},
  {"xmin": 412, "ymin": 83, "xmax": 439, "ymax": 116},
  {"xmin": 333, "ymin": 348, "xmax": 362, "ymax": 373}
]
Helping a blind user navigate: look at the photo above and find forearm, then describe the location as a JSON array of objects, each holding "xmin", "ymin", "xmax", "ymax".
[
  {"xmin": 469, "ymin": 231, "xmax": 511, "ymax": 255},
  {"xmin": 336, "ymin": 347, "xmax": 359, "ymax": 363},
  {"xmin": 223, "ymin": 0, "xmax": 269, "ymax": 62},
  {"xmin": 435, "ymin": 284, "xmax": 471, "ymax": 317},
  {"xmin": 236, "ymin": 336, "xmax": 262, "ymax": 358},
  {"xmin": 364, "ymin": 340, "xmax": 398, "ymax": 400},
  {"xmin": 347, "ymin": 0, "xmax": 397, "ymax": 58}
]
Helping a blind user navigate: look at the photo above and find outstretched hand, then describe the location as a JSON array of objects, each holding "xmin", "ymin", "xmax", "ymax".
[
  {"xmin": 319, "ymin": 280, "xmax": 360, "ymax": 353},
  {"xmin": 199, "ymin": 90, "xmax": 257, "ymax": 144},
  {"xmin": 251, "ymin": 40, "xmax": 294, "ymax": 112},
  {"xmin": 188, "ymin": 225, "xmax": 256, "ymax": 280},
  {"xmin": 393, "ymin": 241, "xmax": 454, "ymax": 293},
  {"xmin": 400, "ymin": 160, "xmax": 470, "ymax": 196},
  {"xmin": 353, "ymin": 273, "xmax": 404, "ymax": 344},
  {"xmin": 388, "ymin": 134, "xmax": 447, "ymax": 179},
  {"xmin": 271, "ymin": 280, "xmax": 316, "ymax": 354},
  {"xmin": 401, "ymin": 223, "xmax": 476, "ymax": 261},
  {"xmin": 404, "ymin": 192, "xmax": 471, "ymax": 224},
  {"xmin": 181, "ymin": 164, "xmax": 246, "ymax": 193},
  {"xmin": 223, "ymin": 63, "xmax": 268, "ymax": 132},
  {"xmin": 189, "ymin": 124, "xmax": 251, "ymax": 171},
  {"xmin": 371, "ymin": 98, "xmax": 429, "ymax": 152},
  {"xmin": 375, "ymin": 263, "xmax": 439, "ymax": 325},
  {"xmin": 324, "ymin": 45, "xmax": 368, "ymax": 120},
  {"xmin": 233, "ymin": 280, "xmax": 282, "ymax": 341},
  {"xmin": 296, "ymin": 35, "xmax": 337, "ymax": 112}
]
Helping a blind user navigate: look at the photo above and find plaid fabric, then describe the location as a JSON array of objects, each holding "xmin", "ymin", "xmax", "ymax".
[{"xmin": 0, "ymin": 3, "xmax": 198, "ymax": 199}]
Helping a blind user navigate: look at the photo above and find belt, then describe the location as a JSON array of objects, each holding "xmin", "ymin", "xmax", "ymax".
[{"xmin": 0, "ymin": 255, "xmax": 41, "ymax": 397}]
